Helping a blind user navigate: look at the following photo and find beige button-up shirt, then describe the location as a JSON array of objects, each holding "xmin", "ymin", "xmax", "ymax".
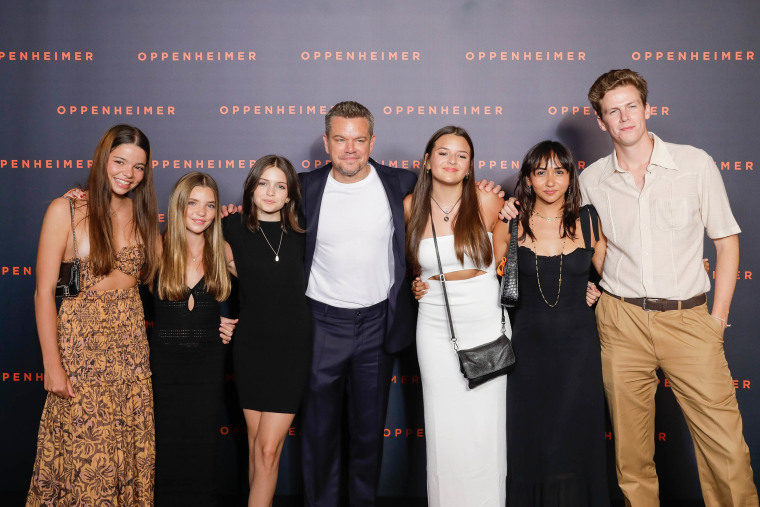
[{"xmin": 579, "ymin": 132, "xmax": 740, "ymax": 300}]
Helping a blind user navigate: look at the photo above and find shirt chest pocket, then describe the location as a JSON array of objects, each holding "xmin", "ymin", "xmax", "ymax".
[{"xmin": 653, "ymin": 174, "xmax": 699, "ymax": 231}]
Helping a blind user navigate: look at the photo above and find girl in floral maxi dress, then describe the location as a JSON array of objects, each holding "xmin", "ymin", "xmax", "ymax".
[{"xmin": 28, "ymin": 124, "xmax": 160, "ymax": 506}]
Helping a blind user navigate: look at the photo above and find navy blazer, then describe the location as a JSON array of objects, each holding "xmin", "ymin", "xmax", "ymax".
[{"xmin": 299, "ymin": 159, "xmax": 418, "ymax": 354}]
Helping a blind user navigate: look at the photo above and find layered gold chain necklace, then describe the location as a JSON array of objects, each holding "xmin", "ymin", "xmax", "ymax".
[{"xmin": 529, "ymin": 215, "xmax": 563, "ymax": 308}]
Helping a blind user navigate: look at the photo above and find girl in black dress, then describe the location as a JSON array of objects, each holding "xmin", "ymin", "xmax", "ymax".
[
  {"xmin": 151, "ymin": 172, "xmax": 238, "ymax": 505},
  {"xmin": 495, "ymin": 141, "xmax": 609, "ymax": 506},
  {"xmin": 222, "ymin": 155, "xmax": 312, "ymax": 507}
]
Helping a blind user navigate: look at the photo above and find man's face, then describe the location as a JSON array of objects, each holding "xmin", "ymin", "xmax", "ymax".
[
  {"xmin": 596, "ymin": 84, "xmax": 651, "ymax": 149},
  {"xmin": 323, "ymin": 116, "xmax": 375, "ymax": 183}
]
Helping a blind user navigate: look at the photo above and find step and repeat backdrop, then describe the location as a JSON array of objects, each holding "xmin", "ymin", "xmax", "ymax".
[{"xmin": 1, "ymin": 0, "xmax": 758, "ymax": 501}]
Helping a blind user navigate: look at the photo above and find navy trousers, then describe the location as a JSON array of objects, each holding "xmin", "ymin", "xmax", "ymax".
[{"xmin": 302, "ymin": 298, "xmax": 394, "ymax": 507}]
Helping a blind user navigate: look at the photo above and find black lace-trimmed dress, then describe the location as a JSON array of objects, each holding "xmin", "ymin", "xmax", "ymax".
[
  {"xmin": 507, "ymin": 206, "xmax": 609, "ymax": 506},
  {"xmin": 151, "ymin": 278, "xmax": 226, "ymax": 506},
  {"xmin": 222, "ymin": 215, "xmax": 312, "ymax": 413}
]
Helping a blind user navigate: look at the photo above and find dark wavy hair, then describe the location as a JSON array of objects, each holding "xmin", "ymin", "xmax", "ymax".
[
  {"xmin": 242, "ymin": 155, "xmax": 304, "ymax": 233},
  {"xmin": 406, "ymin": 126, "xmax": 492, "ymax": 275},
  {"xmin": 515, "ymin": 140, "xmax": 581, "ymax": 242}
]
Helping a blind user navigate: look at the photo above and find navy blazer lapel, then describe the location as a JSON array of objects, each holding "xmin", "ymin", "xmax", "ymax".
[
  {"xmin": 373, "ymin": 160, "xmax": 405, "ymax": 262},
  {"xmin": 303, "ymin": 164, "xmax": 331, "ymax": 277}
]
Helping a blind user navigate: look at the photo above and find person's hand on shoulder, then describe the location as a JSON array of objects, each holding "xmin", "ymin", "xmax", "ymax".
[
  {"xmin": 499, "ymin": 197, "xmax": 519, "ymax": 222},
  {"xmin": 220, "ymin": 204, "xmax": 242, "ymax": 218},
  {"xmin": 62, "ymin": 188, "xmax": 86, "ymax": 201},
  {"xmin": 476, "ymin": 179, "xmax": 505, "ymax": 198}
]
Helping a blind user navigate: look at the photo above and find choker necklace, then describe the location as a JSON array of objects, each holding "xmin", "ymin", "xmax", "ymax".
[
  {"xmin": 260, "ymin": 225, "xmax": 284, "ymax": 262},
  {"xmin": 533, "ymin": 209, "xmax": 562, "ymax": 222},
  {"xmin": 530, "ymin": 216, "xmax": 563, "ymax": 308},
  {"xmin": 431, "ymin": 195, "xmax": 461, "ymax": 222}
]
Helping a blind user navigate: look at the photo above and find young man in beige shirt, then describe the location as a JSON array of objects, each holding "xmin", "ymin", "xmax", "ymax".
[{"xmin": 580, "ymin": 68, "xmax": 757, "ymax": 506}]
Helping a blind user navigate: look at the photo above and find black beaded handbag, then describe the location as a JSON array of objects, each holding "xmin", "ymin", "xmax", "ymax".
[
  {"xmin": 499, "ymin": 218, "xmax": 519, "ymax": 307},
  {"xmin": 429, "ymin": 213, "xmax": 515, "ymax": 388},
  {"xmin": 55, "ymin": 198, "xmax": 81, "ymax": 298}
]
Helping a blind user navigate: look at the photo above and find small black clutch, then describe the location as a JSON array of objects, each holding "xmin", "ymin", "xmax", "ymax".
[
  {"xmin": 55, "ymin": 258, "xmax": 81, "ymax": 298},
  {"xmin": 55, "ymin": 198, "xmax": 80, "ymax": 298}
]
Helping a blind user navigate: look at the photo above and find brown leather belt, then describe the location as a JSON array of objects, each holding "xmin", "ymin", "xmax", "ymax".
[{"xmin": 604, "ymin": 291, "xmax": 706, "ymax": 312}]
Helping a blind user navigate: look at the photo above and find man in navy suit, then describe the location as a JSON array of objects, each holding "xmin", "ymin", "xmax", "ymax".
[{"xmin": 299, "ymin": 101, "xmax": 417, "ymax": 506}]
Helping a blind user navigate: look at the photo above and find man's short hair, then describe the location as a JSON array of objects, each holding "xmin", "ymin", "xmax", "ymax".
[
  {"xmin": 325, "ymin": 101, "xmax": 374, "ymax": 137},
  {"xmin": 588, "ymin": 69, "xmax": 649, "ymax": 116}
]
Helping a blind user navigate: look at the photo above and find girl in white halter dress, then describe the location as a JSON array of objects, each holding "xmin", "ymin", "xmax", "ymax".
[{"xmin": 416, "ymin": 233, "xmax": 508, "ymax": 507}]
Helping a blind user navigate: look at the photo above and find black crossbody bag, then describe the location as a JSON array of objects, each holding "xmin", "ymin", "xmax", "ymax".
[{"xmin": 429, "ymin": 213, "xmax": 515, "ymax": 388}]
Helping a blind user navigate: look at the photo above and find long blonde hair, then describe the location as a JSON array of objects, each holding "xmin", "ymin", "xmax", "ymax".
[{"xmin": 157, "ymin": 172, "xmax": 231, "ymax": 301}]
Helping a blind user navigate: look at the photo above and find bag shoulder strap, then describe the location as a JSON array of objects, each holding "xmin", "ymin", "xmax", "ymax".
[
  {"xmin": 579, "ymin": 205, "xmax": 599, "ymax": 249},
  {"xmin": 508, "ymin": 216, "xmax": 518, "ymax": 257},
  {"xmin": 430, "ymin": 212, "xmax": 507, "ymax": 349},
  {"xmin": 429, "ymin": 212, "xmax": 458, "ymax": 349},
  {"xmin": 66, "ymin": 198, "xmax": 79, "ymax": 259}
]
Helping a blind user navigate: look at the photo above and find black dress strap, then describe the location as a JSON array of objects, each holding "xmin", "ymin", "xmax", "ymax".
[{"xmin": 579, "ymin": 205, "xmax": 599, "ymax": 249}]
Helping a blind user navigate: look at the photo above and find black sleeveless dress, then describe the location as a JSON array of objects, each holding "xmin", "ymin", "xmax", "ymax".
[
  {"xmin": 151, "ymin": 278, "xmax": 226, "ymax": 506},
  {"xmin": 222, "ymin": 215, "xmax": 312, "ymax": 413},
  {"xmin": 507, "ymin": 206, "xmax": 609, "ymax": 506}
]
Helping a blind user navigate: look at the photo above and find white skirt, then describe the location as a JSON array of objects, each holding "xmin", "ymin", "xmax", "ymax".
[{"xmin": 417, "ymin": 272, "xmax": 509, "ymax": 507}]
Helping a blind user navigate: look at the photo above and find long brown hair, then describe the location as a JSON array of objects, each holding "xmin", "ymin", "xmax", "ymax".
[
  {"xmin": 158, "ymin": 172, "xmax": 231, "ymax": 302},
  {"xmin": 87, "ymin": 124, "xmax": 158, "ymax": 283},
  {"xmin": 406, "ymin": 126, "xmax": 492, "ymax": 275},
  {"xmin": 515, "ymin": 140, "xmax": 581, "ymax": 242},
  {"xmin": 242, "ymin": 155, "xmax": 304, "ymax": 233}
]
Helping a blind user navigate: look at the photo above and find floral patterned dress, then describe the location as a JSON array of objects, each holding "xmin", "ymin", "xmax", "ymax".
[{"xmin": 27, "ymin": 245, "xmax": 155, "ymax": 506}]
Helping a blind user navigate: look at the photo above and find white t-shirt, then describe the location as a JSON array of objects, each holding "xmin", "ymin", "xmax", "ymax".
[{"xmin": 306, "ymin": 165, "xmax": 394, "ymax": 308}]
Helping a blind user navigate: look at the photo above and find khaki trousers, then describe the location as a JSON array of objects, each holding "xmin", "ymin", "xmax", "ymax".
[{"xmin": 596, "ymin": 293, "xmax": 758, "ymax": 507}]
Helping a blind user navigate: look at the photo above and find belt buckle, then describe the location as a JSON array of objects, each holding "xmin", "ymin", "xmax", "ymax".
[{"xmin": 642, "ymin": 298, "xmax": 660, "ymax": 312}]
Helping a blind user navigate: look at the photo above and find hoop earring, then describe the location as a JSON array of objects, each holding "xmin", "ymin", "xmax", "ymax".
[{"xmin": 527, "ymin": 186, "xmax": 533, "ymax": 194}]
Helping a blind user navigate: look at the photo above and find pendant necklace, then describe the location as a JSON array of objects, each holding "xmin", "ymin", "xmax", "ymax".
[
  {"xmin": 188, "ymin": 246, "xmax": 203, "ymax": 263},
  {"xmin": 260, "ymin": 225, "xmax": 284, "ymax": 262},
  {"xmin": 109, "ymin": 200, "xmax": 123, "ymax": 217},
  {"xmin": 431, "ymin": 195, "xmax": 461, "ymax": 222}
]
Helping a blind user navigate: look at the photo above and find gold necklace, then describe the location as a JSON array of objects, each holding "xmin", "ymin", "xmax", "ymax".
[
  {"xmin": 532, "ymin": 209, "xmax": 562, "ymax": 222},
  {"xmin": 530, "ymin": 216, "xmax": 563, "ymax": 308},
  {"xmin": 260, "ymin": 225, "xmax": 284, "ymax": 262},
  {"xmin": 109, "ymin": 200, "xmax": 124, "ymax": 217},
  {"xmin": 431, "ymin": 195, "xmax": 461, "ymax": 222}
]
